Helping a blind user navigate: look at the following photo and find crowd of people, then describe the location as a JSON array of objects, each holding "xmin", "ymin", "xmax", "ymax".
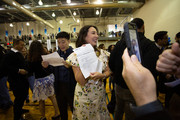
[{"xmin": 0, "ymin": 17, "xmax": 180, "ymax": 120}]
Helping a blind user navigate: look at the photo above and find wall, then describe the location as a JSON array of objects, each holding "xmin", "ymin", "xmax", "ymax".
[
  {"xmin": 0, "ymin": 17, "xmax": 127, "ymax": 38},
  {"xmin": 133, "ymin": 0, "xmax": 180, "ymax": 42},
  {"xmin": 0, "ymin": 16, "xmax": 127, "ymax": 48}
]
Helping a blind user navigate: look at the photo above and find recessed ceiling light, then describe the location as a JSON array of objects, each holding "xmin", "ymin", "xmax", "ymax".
[
  {"xmin": 38, "ymin": 0, "xmax": 43, "ymax": 6},
  {"xmin": 26, "ymin": 22, "xmax": 30, "ymax": 26},
  {"xmin": 67, "ymin": 0, "xmax": 71, "ymax": 4},
  {"xmin": 59, "ymin": 20, "xmax": 63, "ymax": 24},
  {"xmin": 10, "ymin": 23, "xmax": 13, "ymax": 27},
  {"xmin": 95, "ymin": 0, "xmax": 103, "ymax": 4},
  {"xmin": 52, "ymin": 12, "xmax": 55, "ymax": 17},
  {"xmin": 77, "ymin": 19, "xmax": 80, "ymax": 23},
  {"xmin": 73, "ymin": 11, "xmax": 76, "ymax": 16},
  {"xmin": 12, "ymin": 2, "xmax": 16, "ymax": 6},
  {"xmin": 96, "ymin": 10, "xmax": 99, "ymax": 15}
]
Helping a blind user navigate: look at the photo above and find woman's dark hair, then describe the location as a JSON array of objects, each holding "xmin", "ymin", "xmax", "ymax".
[
  {"xmin": 98, "ymin": 44, "xmax": 105, "ymax": 49},
  {"xmin": 28, "ymin": 40, "xmax": 46, "ymax": 62},
  {"xmin": 108, "ymin": 44, "xmax": 115, "ymax": 53},
  {"xmin": 13, "ymin": 39, "xmax": 24, "ymax": 46},
  {"xmin": 76, "ymin": 25, "xmax": 98, "ymax": 48}
]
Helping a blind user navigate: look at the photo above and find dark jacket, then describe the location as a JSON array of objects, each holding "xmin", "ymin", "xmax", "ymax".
[
  {"xmin": 1, "ymin": 50, "xmax": 29, "ymax": 89},
  {"xmin": 53, "ymin": 46, "xmax": 76, "ymax": 94},
  {"xmin": 132, "ymin": 100, "xmax": 172, "ymax": 120},
  {"xmin": 134, "ymin": 111, "xmax": 172, "ymax": 120},
  {"xmin": 0, "ymin": 45, "xmax": 7, "ymax": 78},
  {"xmin": 109, "ymin": 32, "xmax": 160, "ymax": 88},
  {"xmin": 28, "ymin": 60, "xmax": 53, "ymax": 79}
]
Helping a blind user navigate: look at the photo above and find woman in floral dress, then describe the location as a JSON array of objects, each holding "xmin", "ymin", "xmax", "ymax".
[{"xmin": 66, "ymin": 25, "xmax": 111, "ymax": 120}]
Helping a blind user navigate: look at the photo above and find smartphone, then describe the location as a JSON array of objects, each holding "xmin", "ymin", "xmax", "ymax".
[{"xmin": 124, "ymin": 22, "xmax": 141, "ymax": 63}]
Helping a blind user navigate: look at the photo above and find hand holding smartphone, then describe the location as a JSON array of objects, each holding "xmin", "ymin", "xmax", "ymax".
[{"xmin": 124, "ymin": 22, "xmax": 142, "ymax": 63}]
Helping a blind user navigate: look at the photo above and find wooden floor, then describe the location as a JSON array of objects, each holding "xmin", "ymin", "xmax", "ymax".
[
  {"xmin": 0, "ymin": 78, "xmax": 165, "ymax": 120},
  {"xmin": 0, "ymin": 78, "xmax": 115, "ymax": 120},
  {"xmin": 0, "ymin": 89, "xmax": 70, "ymax": 120}
]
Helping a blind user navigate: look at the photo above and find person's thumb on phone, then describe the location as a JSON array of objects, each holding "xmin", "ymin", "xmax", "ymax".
[{"xmin": 131, "ymin": 55, "xmax": 142, "ymax": 69}]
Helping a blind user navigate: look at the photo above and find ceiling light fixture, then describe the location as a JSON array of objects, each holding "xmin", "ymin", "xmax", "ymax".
[
  {"xmin": 67, "ymin": 0, "xmax": 71, "ymax": 4},
  {"xmin": 52, "ymin": 12, "xmax": 55, "ymax": 17},
  {"xmin": 26, "ymin": 22, "xmax": 30, "ymax": 26},
  {"xmin": 38, "ymin": 0, "xmax": 43, "ymax": 6},
  {"xmin": 73, "ymin": 11, "xmax": 76, "ymax": 16},
  {"xmin": 130, "ymin": 17, "xmax": 133, "ymax": 21},
  {"xmin": 95, "ymin": 0, "xmax": 103, "ymax": 4},
  {"xmin": 77, "ymin": 19, "xmax": 80, "ymax": 23},
  {"xmin": 10, "ymin": 23, "xmax": 13, "ymax": 27},
  {"xmin": 12, "ymin": 2, "xmax": 16, "ymax": 6},
  {"xmin": 59, "ymin": 20, "xmax": 63, "ymax": 24},
  {"xmin": 96, "ymin": 10, "xmax": 99, "ymax": 15}
]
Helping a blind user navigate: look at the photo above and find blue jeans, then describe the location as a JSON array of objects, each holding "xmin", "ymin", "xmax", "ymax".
[
  {"xmin": 26, "ymin": 75, "xmax": 35, "ymax": 100},
  {"xmin": 0, "ymin": 77, "xmax": 13, "ymax": 109},
  {"xmin": 28, "ymin": 75, "xmax": 35, "ymax": 92}
]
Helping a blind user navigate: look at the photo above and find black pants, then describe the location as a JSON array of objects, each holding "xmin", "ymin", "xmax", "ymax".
[
  {"xmin": 54, "ymin": 82, "xmax": 74, "ymax": 120},
  {"xmin": 114, "ymin": 85, "xmax": 136, "ymax": 120},
  {"xmin": 12, "ymin": 84, "xmax": 28, "ymax": 120}
]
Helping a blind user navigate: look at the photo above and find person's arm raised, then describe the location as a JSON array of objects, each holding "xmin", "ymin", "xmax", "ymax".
[{"xmin": 122, "ymin": 48, "xmax": 157, "ymax": 106}]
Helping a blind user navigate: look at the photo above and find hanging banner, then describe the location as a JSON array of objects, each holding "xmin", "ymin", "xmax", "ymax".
[
  {"xmin": 56, "ymin": 39, "xmax": 58, "ymax": 50},
  {"xmin": 47, "ymin": 39, "xmax": 51, "ymax": 50},
  {"xmin": 44, "ymin": 29, "xmax": 47, "ymax": 35},
  {"xmin": 5, "ymin": 31, "xmax": 8, "ymax": 37},
  {"xmin": 31, "ymin": 29, "xmax": 34, "ymax": 35},
  {"xmin": 58, "ymin": 27, "xmax": 61, "ymax": 32},
  {"xmin": 21, "ymin": 23, "xmax": 23, "ymax": 31},
  {"xmin": 18, "ymin": 30, "xmax": 21, "ymax": 36},
  {"xmin": 115, "ymin": 24, "xmax": 117, "ymax": 30},
  {"xmin": 74, "ymin": 28, "xmax": 76, "ymax": 32}
]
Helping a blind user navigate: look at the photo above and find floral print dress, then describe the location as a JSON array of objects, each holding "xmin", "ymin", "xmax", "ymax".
[{"xmin": 66, "ymin": 49, "xmax": 111, "ymax": 120}]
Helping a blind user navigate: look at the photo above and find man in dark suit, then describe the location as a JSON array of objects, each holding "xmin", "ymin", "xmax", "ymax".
[
  {"xmin": 154, "ymin": 31, "xmax": 174, "ymax": 108},
  {"xmin": 122, "ymin": 48, "xmax": 172, "ymax": 120},
  {"xmin": 0, "ymin": 45, "xmax": 13, "ymax": 110},
  {"xmin": 42, "ymin": 32, "xmax": 76, "ymax": 120},
  {"xmin": 109, "ymin": 18, "xmax": 160, "ymax": 120},
  {"xmin": 154, "ymin": 31, "xmax": 169, "ymax": 52},
  {"xmin": 1, "ymin": 39, "xmax": 29, "ymax": 120}
]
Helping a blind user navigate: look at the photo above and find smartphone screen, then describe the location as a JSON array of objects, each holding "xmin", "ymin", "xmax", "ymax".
[
  {"xmin": 129, "ymin": 29, "xmax": 141, "ymax": 62},
  {"xmin": 124, "ymin": 22, "xmax": 141, "ymax": 63}
]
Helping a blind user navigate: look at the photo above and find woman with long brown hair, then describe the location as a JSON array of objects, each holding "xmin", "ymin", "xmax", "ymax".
[
  {"xmin": 28, "ymin": 40, "xmax": 60, "ymax": 120},
  {"xmin": 66, "ymin": 25, "xmax": 111, "ymax": 120}
]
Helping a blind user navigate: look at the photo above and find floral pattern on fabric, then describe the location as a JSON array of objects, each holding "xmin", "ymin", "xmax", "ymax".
[
  {"xmin": 66, "ymin": 50, "xmax": 111, "ymax": 120},
  {"xmin": 32, "ymin": 73, "xmax": 55, "ymax": 101}
]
